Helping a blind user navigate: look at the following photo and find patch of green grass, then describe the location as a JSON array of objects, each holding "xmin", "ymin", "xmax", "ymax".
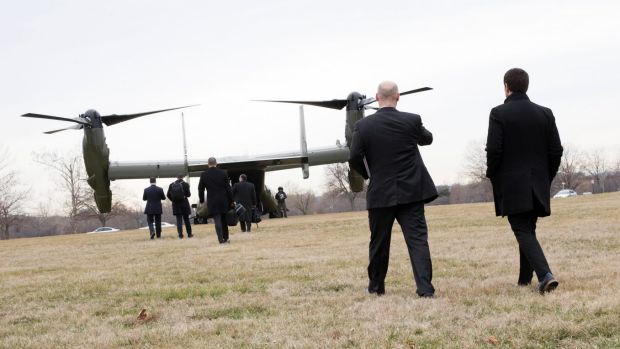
[
  {"xmin": 131, "ymin": 284, "xmax": 230, "ymax": 301},
  {"xmin": 318, "ymin": 283, "xmax": 350, "ymax": 292},
  {"xmin": 193, "ymin": 304, "xmax": 272, "ymax": 320},
  {"xmin": 9, "ymin": 316, "xmax": 42, "ymax": 325}
]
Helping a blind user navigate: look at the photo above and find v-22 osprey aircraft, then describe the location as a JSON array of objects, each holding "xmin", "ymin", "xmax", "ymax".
[{"xmin": 21, "ymin": 86, "xmax": 431, "ymax": 220}]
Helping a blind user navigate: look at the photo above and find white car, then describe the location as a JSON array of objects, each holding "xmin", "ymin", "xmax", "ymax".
[
  {"xmin": 553, "ymin": 189, "xmax": 578, "ymax": 198},
  {"xmin": 89, "ymin": 226, "xmax": 120, "ymax": 233},
  {"xmin": 139, "ymin": 222, "xmax": 176, "ymax": 230}
]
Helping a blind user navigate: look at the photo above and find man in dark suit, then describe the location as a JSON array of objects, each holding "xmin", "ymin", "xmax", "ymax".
[
  {"xmin": 349, "ymin": 81, "xmax": 438, "ymax": 298},
  {"xmin": 167, "ymin": 174, "xmax": 193, "ymax": 239},
  {"xmin": 486, "ymin": 68, "xmax": 563, "ymax": 293},
  {"xmin": 198, "ymin": 157, "xmax": 234, "ymax": 243},
  {"xmin": 143, "ymin": 177, "xmax": 166, "ymax": 239},
  {"xmin": 232, "ymin": 174, "xmax": 257, "ymax": 232}
]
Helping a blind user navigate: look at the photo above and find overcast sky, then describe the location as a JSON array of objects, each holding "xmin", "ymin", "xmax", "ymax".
[{"xmin": 1, "ymin": 0, "xmax": 619, "ymax": 214}]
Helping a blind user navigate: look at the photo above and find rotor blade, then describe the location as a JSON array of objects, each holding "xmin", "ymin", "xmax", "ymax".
[
  {"xmin": 254, "ymin": 99, "xmax": 348, "ymax": 110},
  {"xmin": 43, "ymin": 124, "xmax": 84, "ymax": 134},
  {"xmin": 101, "ymin": 104, "xmax": 200, "ymax": 126},
  {"xmin": 21, "ymin": 113, "xmax": 91, "ymax": 126},
  {"xmin": 361, "ymin": 87, "xmax": 433, "ymax": 107},
  {"xmin": 399, "ymin": 86, "xmax": 433, "ymax": 96}
]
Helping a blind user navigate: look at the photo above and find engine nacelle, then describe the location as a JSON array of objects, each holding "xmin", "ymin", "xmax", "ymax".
[{"xmin": 348, "ymin": 168, "xmax": 365, "ymax": 193}]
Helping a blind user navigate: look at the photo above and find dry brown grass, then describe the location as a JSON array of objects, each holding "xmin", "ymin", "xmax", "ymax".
[{"xmin": 1, "ymin": 193, "xmax": 619, "ymax": 348}]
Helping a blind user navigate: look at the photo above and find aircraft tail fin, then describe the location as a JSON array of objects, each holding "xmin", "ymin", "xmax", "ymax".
[
  {"xmin": 181, "ymin": 112, "xmax": 190, "ymax": 182},
  {"xmin": 299, "ymin": 106, "xmax": 309, "ymax": 179}
]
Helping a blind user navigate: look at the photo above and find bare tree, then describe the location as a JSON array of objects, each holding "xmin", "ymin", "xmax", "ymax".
[
  {"xmin": 82, "ymin": 198, "xmax": 127, "ymax": 227},
  {"xmin": 288, "ymin": 184, "xmax": 315, "ymax": 215},
  {"xmin": 0, "ymin": 148, "xmax": 29, "ymax": 239},
  {"xmin": 324, "ymin": 163, "xmax": 365, "ymax": 211},
  {"xmin": 461, "ymin": 140, "xmax": 493, "ymax": 201},
  {"xmin": 556, "ymin": 145, "xmax": 583, "ymax": 191},
  {"xmin": 33, "ymin": 152, "xmax": 90, "ymax": 233},
  {"xmin": 582, "ymin": 149, "xmax": 609, "ymax": 193},
  {"xmin": 462, "ymin": 140, "xmax": 488, "ymax": 182}
]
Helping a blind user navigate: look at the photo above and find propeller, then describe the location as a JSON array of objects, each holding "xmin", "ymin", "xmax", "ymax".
[
  {"xmin": 360, "ymin": 87, "xmax": 433, "ymax": 108},
  {"xmin": 256, "ymin": 87, "xmax": 432, "ymax": 111},
  {"xmin": 21, "ymin": 104, "xmax": 199, "ymax": 133},
  {"xmin": 21, "ymin": 113, "xmax": 91, "ymax": 125},
  {"xmin": 44, "ymin": 124, "xmax": 84, "ymax": 134},
  {"xmin": 253, "ymin": 99, "xmax": 348, "ymax": 110},
  {"xmin": 101, "ymin": 104, "xmax": 199, "ymax": 126}
]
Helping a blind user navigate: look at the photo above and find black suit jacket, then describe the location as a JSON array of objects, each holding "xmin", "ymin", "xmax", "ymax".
[
  {"xmin": 349, "ymin": 107, "xmax": 438, "ymax": 209},
  {"xmin": 198, "ymin": 167, "xmax": 233, "ymax": 215},
  {"xmin": 166, "ymin": 179, "xmax": 191, "ymax": 216},
  {"xmin": 232, "ymin": 181, "xmax": 257, "ymax": 209},
  {"xmin": 143, "ymin": 184, "xmax": 166, "ymax": 215},
  {"xmin": 485, "ymin": 92, "xmax": 563, "ymax": 217}
]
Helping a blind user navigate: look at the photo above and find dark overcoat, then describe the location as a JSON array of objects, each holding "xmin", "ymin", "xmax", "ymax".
[
  {"xmin": 143, "ymin": 184, "xmax": 166, "ymax": 215},
  {"xmin": 485, "ymin": 92, "xmax": 563, "ymax": 217},
  {"xmin": 232, "ymin": 181, "xmax": 257, "ymax": 210},
  {"xmin": 348, "ymin": 107, "xmax": 438, "ymax": 209},
  {"xmin": 198, "ymin": 168, "xmax": 233, "ymax": 216},
  {"xmin": 166, "ymin": 179, "xmax": 191, "ymax": 216}
]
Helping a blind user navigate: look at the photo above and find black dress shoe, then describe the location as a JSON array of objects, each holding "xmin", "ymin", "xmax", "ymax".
[
  {"xmin": 518, "ymin": 281, "xmax": 531, "ymax": 286},
  {"xmin": 538, "ymin": 273, "xmax": 559, "ymax": 294},
  {"xmin": 187, "ymin": 233, "xmax": 193, "ymax": 238},
  {"xmin": 419, "ymin": 293, "xmax": 434, "ymax": 298},
  {"xmin": 178, "ymin": 235, "xmax": 183, "ymax": 239},
  {"xmin": 150, "ymin": 233, "xmax": 155, "ymax": 240},
  {"xmin": 365, "ymin": 288, "xmax": 385, "ymax": 296}
]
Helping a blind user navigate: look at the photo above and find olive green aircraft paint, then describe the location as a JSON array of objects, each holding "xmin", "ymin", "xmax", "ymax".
[
  {"xmin": 21, "ymin": 105, "xmax": 197, "ymax": 214},
  {"xmin": 22, "ymin": 87, "xmax": 430, "ymax": 218},
  {"xmin": 83, "ymin": 127, "xmax": 112, "ymax": 212}
]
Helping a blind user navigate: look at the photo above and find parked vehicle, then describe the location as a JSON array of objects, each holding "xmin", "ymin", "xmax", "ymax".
[
  {"xmin": 89, "ymin": 227, "xmax": 120, "ymax": 233},
  {"xmin": 553, "ymin": 189, "xmax": 578, "ymax": 198},
  {"xmin": 138, "ymin": 222, "xmax": 175, "ymax": 230}
]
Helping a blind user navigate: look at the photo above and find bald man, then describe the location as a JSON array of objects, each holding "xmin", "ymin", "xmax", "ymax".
[{"xmin": 349, "ymin": 81, "xmax": 438, "ymax": 297}]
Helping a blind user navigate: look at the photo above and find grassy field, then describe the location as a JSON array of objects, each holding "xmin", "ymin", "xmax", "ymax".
[{"xmin": 1, "ymin": 193, "xmax": 619, "ymax": 348}]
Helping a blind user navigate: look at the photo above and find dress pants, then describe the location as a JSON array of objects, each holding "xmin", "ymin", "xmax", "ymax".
[
  {"xmin": 240, "ymin": 220, "xmax": 251, "ymax": 232},
  {"xmin": 507, "ymin": 211, "xmax": 552, "ymax": 283},
  {"xmin": 175, "ymin": 214, "xmax": 192, "ymax": 237},
  {"xmin": 368, "ymin": 201, "xmax": 435, "ymax": 296},
  {"xmin": 147, "ymin": 213, "xmax": 162, "ymax": 238},
  {"xmin": 240, "ymin": 210, "xmax": 251, "ymax": 232},
  {"xmin": 213, "ymin": 213, "xmax": 230, "ymax": 243}
]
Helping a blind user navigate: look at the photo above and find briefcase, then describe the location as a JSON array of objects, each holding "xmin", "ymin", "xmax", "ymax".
[
  {"xmin": 234, "ymin": 203, "xmax": 247, "ymax": 218},
  {"xmin": 251, "ymin": 208, "xmax": 262, "ymax": 223},
  {"xmin": 226, "ymin": 208, "xmax": 238, "ymax": 226}
]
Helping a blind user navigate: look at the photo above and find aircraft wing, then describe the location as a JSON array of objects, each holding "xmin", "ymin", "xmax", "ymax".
[
  {"xmin": 108, "ymin": 145, "xmax": 349, "ymax": 180},
  {"xmin": 187, "ymin": 156, "xmax": 308, "ymax": 173}
]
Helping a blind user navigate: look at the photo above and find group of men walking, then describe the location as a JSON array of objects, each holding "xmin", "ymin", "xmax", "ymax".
[
  {"xmin": 143, "ymin": 174, "xmax": 194, "ymax": 239},
  {"xmin": 349, "ymin": 69, "xmax": 561, "ymax": 297},
  {"xmin": 143, "ymin": 68, "xmax": 562, "ymax": 297},
  {"xmin": 142, "ymin": 156, "xmax": 269, "ymax": 242}
]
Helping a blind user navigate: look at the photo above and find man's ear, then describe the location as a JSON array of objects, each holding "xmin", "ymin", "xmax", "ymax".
[{"xmin": 504, "ymin": 83, "xmax": 511, "ymax": 95}]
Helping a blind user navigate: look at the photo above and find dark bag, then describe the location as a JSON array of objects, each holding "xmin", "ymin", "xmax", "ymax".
[
  {"xmin": 170, "ymin": 182, "xmax": 185, "ymax": 202},
  {"xmin": 235, "ymin": 203, "xmax": 246, "ymax": 218},
  {"xmin": 251, "ymin": 208, "xmax": 262, "ymax": 223},
  {"xmin": 226, "ymin": 208, "xmax": 238, "ymax": 226}
]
